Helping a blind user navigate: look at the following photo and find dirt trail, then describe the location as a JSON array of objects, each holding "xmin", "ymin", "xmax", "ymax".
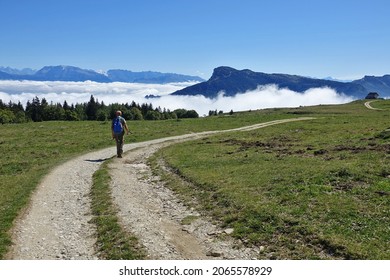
[
  {"xmin": 364, "ymin": 100, "xmax": 384, "ymax": 110},
  {"xmin": 110, "ymin": 141, "xmax": 256, "ymax": 259},
  {"xmin": 7, "ymin": 117, "xmax": 314, "ymax": 260}
]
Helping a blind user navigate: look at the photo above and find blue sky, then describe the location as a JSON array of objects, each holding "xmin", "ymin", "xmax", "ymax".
[{"xmin": 1, "ymin": 0, "xmax": 389, "ymax": 80}]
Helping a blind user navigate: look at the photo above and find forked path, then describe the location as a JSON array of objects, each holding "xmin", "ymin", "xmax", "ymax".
[{"xmin": 7, "ymin": 117, "xmax": 314, "ymax": 260}]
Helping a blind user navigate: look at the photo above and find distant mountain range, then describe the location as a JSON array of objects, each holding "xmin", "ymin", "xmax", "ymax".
[
  {"xmin": 2, "ymin": 65, "xmax": 390, "ymax": 99},
  {"xmin": 106, "ymin": 69, "xmax": 205, "ymax": 83},
  {"xmin": 0, "ymin": 66, "xmax": 36, "ymax": 76},
  {"xmin": 171, "ymin": 66, "xmax": 390, "ymax": 99},
  {"xmin": 0, "ymin": 65, "xmax": 204, "ymax": 84}
]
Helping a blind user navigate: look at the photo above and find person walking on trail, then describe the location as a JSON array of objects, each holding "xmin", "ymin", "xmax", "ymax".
[{"xmin": 112, "ymin": 110, "xmax": 129, "ymax": 158}]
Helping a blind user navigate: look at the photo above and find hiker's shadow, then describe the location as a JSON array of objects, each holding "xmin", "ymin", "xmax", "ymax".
[{"xmin": 84, "ymin": 157, "xmax": 112, "ymax": 163}]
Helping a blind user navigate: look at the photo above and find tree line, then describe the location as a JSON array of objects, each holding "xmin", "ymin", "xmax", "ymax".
[{"xmin": 0, "ymin": 95, "xmax": 199, "ymax": 124}]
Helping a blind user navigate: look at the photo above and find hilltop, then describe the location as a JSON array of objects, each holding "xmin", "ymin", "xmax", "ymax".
[
  {"xmin": 352, "ymin": 75, "xmax": 390, "ymax": 95},
  {"xmin": 171, "ymin": 66, "xmax": 390, "ymax": 99}
]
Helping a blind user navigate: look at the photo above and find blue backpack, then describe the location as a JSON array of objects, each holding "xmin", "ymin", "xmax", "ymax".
[{"xmin": 113, "ymin": 117, "xmax": 123, "ymax": 134}]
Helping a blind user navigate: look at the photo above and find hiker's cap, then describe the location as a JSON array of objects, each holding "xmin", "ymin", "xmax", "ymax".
[{"xmin": 116, "ymin": 110, "xmax": 122, "ymax": 116}]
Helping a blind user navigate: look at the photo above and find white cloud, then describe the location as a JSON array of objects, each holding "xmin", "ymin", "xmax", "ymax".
[
  {"xmin": 0, "ymin": 80, "xmax": 354, "ymax": 116},
  {"xmin": 162, "ymin": 85, "xmax": 354, "ymax": 116}
]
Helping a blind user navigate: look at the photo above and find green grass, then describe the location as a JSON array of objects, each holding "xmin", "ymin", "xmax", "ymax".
[
  {"xmin": 2, "ymin": 100, "xmax": 390, "ymax": 260},
  {"xmin": 0, "ymin": 121, "xmax": 112, "ymax": 258},
  {"xmin": 0, "ymin": 115, "xmax": 285, "ymax": 259},
  {"xmin": 366, "ymin": 100, "xmax": 390, "ymax": 110},
  {"xmin": 90, "ymin": 161, "xmax": 146, "ymax": 259},
  {"xmin": 151, "ymin": 100, "xmax": 390, "ymax": 259}
]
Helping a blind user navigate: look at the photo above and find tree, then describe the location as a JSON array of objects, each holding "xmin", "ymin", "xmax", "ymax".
[
  {"xmin": 14, "ymin": 110, "xmax": 26, "ymax": 123},
  {"xmin": 162, "ymin": 108, "xmax": 176, "ymax": 120},
  {"xmin": 3, "ymin": 95, "xmax": 199, "ymax": 123},
  {"xmin": 145, "ymin": 110, "xmax": 161, "ymax": 120},
  {"xmin": 0, "ymin": 109, "xmax": 15, "ymax": 124},
  {"xmin": 96, "ymin": 109, "xmax": 108, "ymax": 121},
  {"xmin": 26, "ymin": 96, "xmax": 43, "ymax": 122},
  {"xmin": 43, "ymin": 104, "xmax": 57, "ymax": 120},
  {"xmin": 85, "ymin": 95, "xmax": 98, "ymax": 120},
  {"xmin": 63, "ymin": 100, "xmax": 70, "ymax": 111},
  {"xmin": 121, "ymin": 108, "xmax": 132, "ymax": 120},
  {"xmin": 173, "ymin": 109, "xmax": 187, "ymax": 118},
  {"xmin": 130, "ymin": 107, "xmax": 143, "ymax": 120},
  {"xmin": 56, "ymin": 103, "xmax": 65, "ymax": 120},
  {"xmin": 141, "ymin": 103, "xmax": 153, "ymax": 117},
  {"xmin": 74, "ymin": 104, "xmax": 87, "ymax": 120},
  {"xmin": 185, "ymin": 110, "xmax": 199, "ymax": 118},
  {"xmin": 65, "ymin": 110, "xmax": 79, "ymax": 121},
  {"xmin": 174, "ymin": 109, "xmax": 199, "ymax": 119}
]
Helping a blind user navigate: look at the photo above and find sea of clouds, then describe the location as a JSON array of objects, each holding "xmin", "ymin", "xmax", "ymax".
[{"xmin": 0, "ymin": 80, "xmax": 354, "ymax": 116}]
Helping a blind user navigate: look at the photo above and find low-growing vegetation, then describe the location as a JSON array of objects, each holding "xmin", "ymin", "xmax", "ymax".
[
  {"xmin": 0, "ymin": 112, "xmax": 287, "ymax": 258},
  {"xmin": 90, "ymin": 161, "xmax": 146, "ymax": 259},
  {"xmin": 151, "ymin": 101, "xmax": 390, "ymax": 259},
  {"xmin": 2, "ymin": 100, "xmax": 389, "ymax": 259}
]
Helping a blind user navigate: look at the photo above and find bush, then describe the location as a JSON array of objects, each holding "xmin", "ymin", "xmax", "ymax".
[
  {"xmin": 145, "ymin": 110, "xmax": 161, "ymax": 120},
  {"xmin": 0, "ymin": 109, "xmax": 15, "ymax": 124},
  {"xmin": 174, "ymin": 109, "xmax": 199, "ymax": 119}
]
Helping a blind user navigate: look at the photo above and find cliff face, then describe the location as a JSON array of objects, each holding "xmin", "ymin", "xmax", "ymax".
[
  {"xmin": 171, "ymin": 66, "xmax": 369, "ymax": 98},
  {"xmin": 353, "ymin": 75, "xmax": 390, "ymax": 95}
]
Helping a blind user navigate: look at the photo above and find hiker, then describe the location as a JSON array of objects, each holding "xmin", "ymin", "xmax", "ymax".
[{"xmin": 112, "ymin": 110, "xmax": 129, "ymax": 158}]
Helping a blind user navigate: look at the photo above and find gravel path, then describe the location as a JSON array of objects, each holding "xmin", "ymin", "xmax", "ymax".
[
  {"xmin": 364, "ymin": 100, "xmax": 384, "ymax": 110},
  {"xmin": 110, "ymin": 141, "xmax": 257, "ymax": 259},
  {"xmin": 7, "ymin": 117, "xmax": 314, "ymax": 260}
]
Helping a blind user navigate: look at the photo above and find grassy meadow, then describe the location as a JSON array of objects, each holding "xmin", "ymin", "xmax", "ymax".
[
  {"xmin": 1, "ymin": 100, "xmax": 389, "ymax": 259},
  {"xmin": 0, "ymin": 113, "xmax": 290, "ymax": 259},
  {"xmin": 151, "ymin": 100, "xmax": 390, "ymax": 259}
]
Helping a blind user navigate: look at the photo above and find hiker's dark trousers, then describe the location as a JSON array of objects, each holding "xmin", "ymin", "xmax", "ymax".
[{"xmin": 114, "ymin": 132, "xmax": 125, "ymax": 157}]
